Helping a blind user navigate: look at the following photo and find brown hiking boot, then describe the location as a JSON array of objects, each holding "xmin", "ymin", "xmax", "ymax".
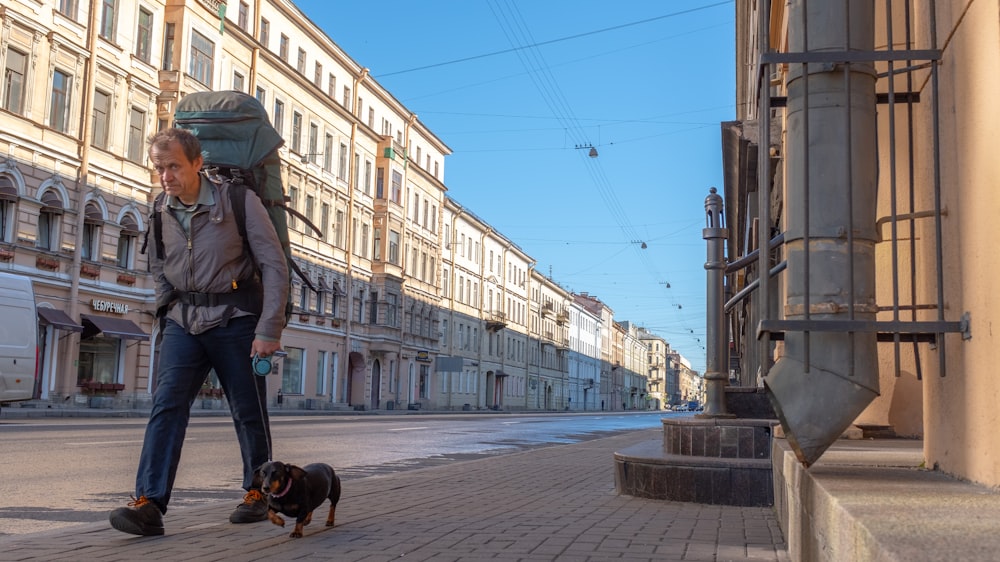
[
  {"xmin": 109, "ymin": 495, "xmax": 164, "ymax": 536},
  {"xmin": 229, "ymin": 489, "xmax": 268, "ymax": 523}
]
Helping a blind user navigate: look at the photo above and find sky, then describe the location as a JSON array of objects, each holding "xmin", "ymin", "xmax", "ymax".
[{"xmin": 292, "ymin": 1, "xmax": 736, "ymax": 374}]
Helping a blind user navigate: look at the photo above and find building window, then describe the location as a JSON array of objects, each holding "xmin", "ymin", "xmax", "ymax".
[
  {"xmin": 281, "ymin": 347, "xmax": 304, "ymax": 394},
  {"xmin": 2, "ymin": 48, "xmax": 27, "ymax": 115},
  {"xmin": 338, "ymin": 143, "xmax": 347, "ymax": 181},
  {"xmin": 99, "ymin": 0, "xmax": 117, "ymax": 40},
  {"xmin": 91, "ymin": 90, "xmax": 111, "ymax": 150},
  {"xmin": 307, "ymin": 123, "xmax": 319, "ymax": 164},
  {"xmin": 334, "ymin": 209, "xmax": 344, "ymax": 247},
  {"xmin": 342, "ymin": 86, "xmax": 351, "ymax": 110},
  {"xmin": 127, "ymin": 107, "xmax": 146, "ymax": 164},
  {"xmin": 361, "ymin": 223, "xmax": 369, "ymax": 259},
  {"xmin": 288, "ymin": 186, "xmax": 298, "ymax": 228},
  {"xmin": 291, "ymin": 111, "xmax": 302, "ymax": 153},
  {"xmin": 255, "ymin": 86, "xmax": 265, "ymax": 106},
  {"xmin": 117, "ymin": 214, "xmax": 139, "ymax": 269},
  {"xmin": 82, "ymin": 203, "xmax": 103, "ymax": 262},
  {"xmin": 189, "ymin": 30, "xmax": 214, "ymax": 86},
  {"xmin": 136, "ymin": 8, "xmax": 153, "ymax": 63},
  {"xmin": 305, "ymin": 194, "xmax": 315, "ymax": 227},
  {"xmin": 373, "ymin": 227, "xmax": 381, "ymax": 261},
  {"xmin": 279, "ymin": 34, "xmax": 289, "ymax": 61},
  {"xmin": 314, "ymin": 62, "xmax": 322, "ymax": 87},
  {"xmin": 297, "ymin": 48, "xmax": 306, "ymax": 74},
  {"xmin": 362, "ymin": 160, "xmax": 372, "ymax": 195},
  {"xmin": 368, "ymin": 107, "xmax": 374, "ymax": 128},
  {"xmin": 390, "ymin": 170, "xmax": 402, "ymax": 204},
  {"xmin": 353, "ymin": 153, "xmax": 360, "ymax": 190},
  {"xmin": 233, "ymin": 70, "xmax": 244, "ymax": 92},
  {"xmin": 273, "ymin": 100, "xmax": 284, "ymax": 134},
  {"xmin": 327, "ymin": 73, "xmax": 336, "ymax": 98},
  {"xmin": 323, "ymin": 133, "xmax": 333, "ymax": 172},
  {"xmin": 320, "ymin": 202, "xmax": 330, "ymax": 236},
  {"xmin": 0, "ymin": 176, "xmax": 17, "ymax": 243},
  {"xmin": 38, "ymin": 191, "xmax": 64, "ymax": 251},
  {"xmin": 388, "ymin": 230, "xmax": 399, "ymax": 264},
  {"xmin": 78, "ymin": 337, "xmax": 121, "ymax": 384},
  {"xmin": 387, "ymin": 293, "xmax": 397, "ymax": 327},
  {"xmin": 238, "ymin": 1, "xmax": 249, "ymax": 30},
  {"xmin": 315, "ymin": 351, "xmax": 328, "ymax": 395},
  {"xmin": 57, "ymin": 0, "xmax": 77, "ymax": 18},
  {"xmin": 50, "ymin": 69, "xmax": 72, "ymax": 133},
  {"xmin": 162, "ymin": 23, "xmax": 175, "ymax": 70},
  {"xmin": 369, "ymin": 290, "xmax": 378, "ymax": 325},
  {"xmin": 259, "ymin": 18, "xmax": 269, "ymax": 49}
]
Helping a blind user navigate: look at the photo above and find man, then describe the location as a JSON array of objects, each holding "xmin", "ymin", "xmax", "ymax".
[{"xmin": 109, "ymin": 128, "xmax": 289, "ymax": 536}]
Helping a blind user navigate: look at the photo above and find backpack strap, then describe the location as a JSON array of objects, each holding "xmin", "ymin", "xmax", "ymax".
[
  {"xmin": 140, "ymin": 192, "xmax": 166, "ymax": 260},
  {"xmin": 227, "ymin": 182, "xmax": 254, "ymax": 267}
]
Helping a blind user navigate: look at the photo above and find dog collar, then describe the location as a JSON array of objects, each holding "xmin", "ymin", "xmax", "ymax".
[{"xmin": 269, "ymin": 478, "xmax": 294, "ymax": 499}]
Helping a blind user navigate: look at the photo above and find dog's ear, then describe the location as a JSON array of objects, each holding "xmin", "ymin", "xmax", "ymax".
[{"xmin": 288, "ymin": 465, "xmax": 308, "ymax": 480}]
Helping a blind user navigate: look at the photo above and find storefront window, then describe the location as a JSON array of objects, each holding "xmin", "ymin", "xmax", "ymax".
[
  {"xmin": 281, "ymin": 347, "xmax": 304, "ymax": 394},
  {"xmin": 78, "ymin": 337, "xmax": 120, "ymax": 383}
]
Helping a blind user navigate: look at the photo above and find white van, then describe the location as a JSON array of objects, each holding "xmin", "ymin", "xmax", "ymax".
[{"xmin": 0, "ymin": 271, "xmax": 38, "ymax": 411}]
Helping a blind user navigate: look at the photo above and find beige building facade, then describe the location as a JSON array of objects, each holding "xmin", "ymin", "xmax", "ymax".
[
  {"xmin": 0, "ymin": 0, "xmax": 677, "ymax": 413},
  {"xmin": 726, "ymin": 5, "xmax": 1000, "ymax": 556}
]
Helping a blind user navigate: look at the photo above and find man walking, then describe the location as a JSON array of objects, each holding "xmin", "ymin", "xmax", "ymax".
[{"xmin": 109, "ymin": 128, "xmax": 289, "ymax": 536}]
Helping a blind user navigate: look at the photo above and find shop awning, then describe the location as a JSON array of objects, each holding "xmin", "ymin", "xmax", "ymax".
[
  {"xmin": 81, "ymin": 314, "xmax": 149, "ymax": 341},
  {"xmin": 37, "ymin": 307, "xmax": 84, "ymax": 332}
]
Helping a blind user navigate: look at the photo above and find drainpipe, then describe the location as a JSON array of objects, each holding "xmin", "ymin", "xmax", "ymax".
[
  {"xmin": 343, "ymin": 68, "xmax": 369, "ymax": 400},
  {"xmin": 66, "ymin": 0, "xmax": 102, "ymax": 393},
  {"xmin": 764, "ymin": 0, "xmax": 879, "ymax": 466}
]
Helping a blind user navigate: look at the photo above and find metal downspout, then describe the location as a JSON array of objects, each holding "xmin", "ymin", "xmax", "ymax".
[
  {"xmin": 66, "ymin": 0, "xmax": 102, "ymax": 391},
  {"xmin": 764, "ymin": 0, "xmax": 880, "ymax": 466},
  {"xmin": 344, "ymin": 68, "xmax": 368, "ymax": 398}
]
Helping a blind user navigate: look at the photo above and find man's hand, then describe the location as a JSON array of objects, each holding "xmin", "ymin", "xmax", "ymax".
[{"xmin": 251, "ymin": 339, "xmax": 282, "ymax": 358}]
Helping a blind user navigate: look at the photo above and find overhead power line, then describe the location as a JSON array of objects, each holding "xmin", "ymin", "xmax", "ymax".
[{"xmin": 375, "ymin": 1, "xmax": 733, "ymax": 78}]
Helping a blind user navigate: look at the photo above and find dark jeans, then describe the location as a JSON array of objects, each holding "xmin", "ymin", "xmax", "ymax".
[{"xmin": 135, "ymin": 316, "xmax": 270, "ymax": 513}]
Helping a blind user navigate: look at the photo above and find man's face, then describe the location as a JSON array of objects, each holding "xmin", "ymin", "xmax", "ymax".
[{"xmin": 150, "ymin": 141, "xmax": 203, "ymax": 205}]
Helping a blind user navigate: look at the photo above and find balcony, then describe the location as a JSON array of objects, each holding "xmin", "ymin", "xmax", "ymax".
[
  {"xmin": 486, "ymin": 312, "xmax": 506, "ymax": 332},
  {"xmin": 556, "ymin": 310, "xmax": 569, "ymax": 325},
  {"xmin": 541, "ymin": 302, "xmax": 554, "ymax": 317}
]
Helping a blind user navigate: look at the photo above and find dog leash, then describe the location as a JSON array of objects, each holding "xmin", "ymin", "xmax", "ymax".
[{"xmin": 251, "ymin": 353, "xmax": 274, "ymax": 463}]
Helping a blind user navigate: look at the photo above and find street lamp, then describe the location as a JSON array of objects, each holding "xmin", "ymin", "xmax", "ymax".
[{"xmin": 574, "ymin": 144, "xmax": 598, "ymax": 158}]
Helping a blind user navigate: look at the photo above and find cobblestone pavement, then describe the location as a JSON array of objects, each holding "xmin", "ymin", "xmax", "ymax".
[{"xmin": 0, "ymin": 428, "xmax": 788, "ymax": 561}]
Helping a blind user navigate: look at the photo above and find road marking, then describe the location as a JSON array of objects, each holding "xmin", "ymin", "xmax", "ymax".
[{"xmin": 387, "ymin": 427, "xmax": 428, "ymax": 432}]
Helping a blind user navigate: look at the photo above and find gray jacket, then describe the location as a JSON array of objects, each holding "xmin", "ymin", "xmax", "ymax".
[{"xmin": 151, "ymin": 176, "xmax": 289, "ymax": 340}]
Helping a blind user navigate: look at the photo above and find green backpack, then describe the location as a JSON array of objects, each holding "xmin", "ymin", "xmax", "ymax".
[{"xmin": 148, "ymin": 90, "xmax": 320, "ymax": 322}]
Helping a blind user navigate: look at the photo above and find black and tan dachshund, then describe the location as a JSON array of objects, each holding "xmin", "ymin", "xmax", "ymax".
[{"xmin": 255, "ymin": 461, "xmax": 341, "ymax": 538}]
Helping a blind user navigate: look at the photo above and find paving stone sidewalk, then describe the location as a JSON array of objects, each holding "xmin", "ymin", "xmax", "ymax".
[{"xmin": 0, "ymin": 429, "xmax": 788, "ymax": 561}]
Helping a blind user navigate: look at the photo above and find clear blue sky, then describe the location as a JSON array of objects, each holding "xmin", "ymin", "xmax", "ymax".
[{"xmin": 293, "ymin": 1, "xmax": 736, "ymax": 373}]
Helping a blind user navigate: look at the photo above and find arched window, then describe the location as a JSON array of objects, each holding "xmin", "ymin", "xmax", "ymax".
[
  {"xmin": 0, "ymin": 176, "xmax": 17, "ymax": 243},
  {"xmin": 82, "ymin": 202, "xmax": 104, "ymax": 262},
  {"xmin": 38, "ymin": 191, "xmax": 65, "ymax": 251},
  {"xmin": 116, "ymin": 214, "xmax": 140, "ymax": 269}
]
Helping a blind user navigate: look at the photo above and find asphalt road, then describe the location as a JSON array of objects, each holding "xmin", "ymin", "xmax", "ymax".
[{"xmin": 0, "ymin": 411, "xmax": 674, "ymax": 536}]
